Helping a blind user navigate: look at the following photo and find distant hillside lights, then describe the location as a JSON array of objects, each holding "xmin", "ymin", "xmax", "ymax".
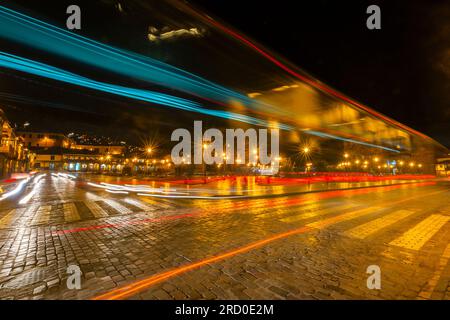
[{"xmin": 171, "ymin": 121, "xmax": 280, "ymax": 173}]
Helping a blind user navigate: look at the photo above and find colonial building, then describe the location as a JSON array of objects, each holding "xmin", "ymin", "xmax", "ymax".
[
  {"xmin": 436, "ymin": 157, "xmax": 450, "ymax": 177},
  {"xmin": 0, "ymin": 109, "xmax": 34, "ymax": 178},
  {"xmin": 71, "ymin": 144, "xmax": 126, "ymax": 156},
  {"xmin": 16, "ymin": 131, "xmax": 74, "ymax": 148}
]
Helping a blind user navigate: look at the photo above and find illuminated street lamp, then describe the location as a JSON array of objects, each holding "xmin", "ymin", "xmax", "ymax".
[
  {"xmin": 144, "ymin": 147, "xmax": 154, "ymax": 175},
  {"xmin": 202, "ymin": 142, "xmax": 210, "ymax": 177}
]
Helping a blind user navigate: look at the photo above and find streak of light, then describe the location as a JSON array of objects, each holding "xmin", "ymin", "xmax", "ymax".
[
  {"xmin": 89, "ymin": 182, "xmax": 183, "ymax": 194},
  {"xmin": 92, "ymin": 188, "xmax": 447, "ymax": 300},
  {"xmin": 0, "ymin": 51, "xmax": 291, "ymax": 131},
  {"xmin": 52, "ymin": 181, "xmax": 438, "ymax": 236},
  {"xmin": 105, "ymin": 189, "xmax": 129, "ymax": 195},
  {"xmin": 196, "ymin": 9, "xmax": 434, "ymax": 142},
  {"xmin": 303, "ymin": 130, "xmax": 399, "ymax": 152},
  {"xmin": 0, "ymin": 5, "xmax": 282, "ymax": 116},
  {"xmin": 0, "ymin": 177, "xmax": 29, "ymax": 201},
  {"xmin": 18, "ymin": 188, "xmax": 36, "ymax": 204},
  {"xmin": 0, "ymin": 5, "xmax": 408, "ymax": 152},
  {"xmin": 92, "ymin": 225, "xmax": 313, "ymax": 300},
  {"xmin": 51, "ymin": 172, "xmax": 76, "ymax": 179},
  {"xmin": 18, "ymin": 173, "xmax": 46, "ymax": 204},
  {"xmin": 136, "ymin": 193, "xmax": 246, "ymax": 199}
]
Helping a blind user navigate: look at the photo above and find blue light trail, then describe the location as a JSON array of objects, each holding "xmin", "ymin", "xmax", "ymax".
[
  {"xmin": 0, "ymin": 5, "xmax": 400, "ymax": 152},
  {"xmin": 0, "ymin": 51, "xmax": 291, "ymax": 130},
  {"xmin": 0, "ymin": 5, "xmax": 285, "ymax": 116}
]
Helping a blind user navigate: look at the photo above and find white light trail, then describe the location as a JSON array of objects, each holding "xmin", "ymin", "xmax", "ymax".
[
  {"xmin": 0, "ymin": 177, "xmax": 30, "ymax": 201},
  {"xmin": 18, "ymin": 173, "xmax": 46, "ymax": 204},
  {"xmin": 136, "ymin": 193, "xmax": 245, "ymax": 200}
]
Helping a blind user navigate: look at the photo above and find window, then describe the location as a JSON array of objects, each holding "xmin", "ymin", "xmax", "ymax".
[{"xmin": 50, "ymin": 155, "xmax": 55, "ymax": 160}]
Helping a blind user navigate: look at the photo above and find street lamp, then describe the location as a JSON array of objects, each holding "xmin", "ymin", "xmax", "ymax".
[
  {"xmin": 145, "ymin": 147, "xmax": 154, "ymax": 175},
  {"xmin": 202, "ymin": 142, "xmax": 210, "ymax": 177}
]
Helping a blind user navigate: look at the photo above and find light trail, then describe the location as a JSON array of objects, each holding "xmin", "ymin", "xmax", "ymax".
[
  {"xmin": 89, "ymin": 181, "xmax": 245, "ymax": 198},
  {"xmin": 0, "ymin": 177, "xmax": 30, "ymax": 201},
  {"xmin": 18, "ymin": 173, "xmax": 46, "ymax": 205},
  {"xmin": 304, "ymin": 130, "xmax": 400, "ymax": 153},
  {"xmin": 92, "ymin": 188, "xmax": 448, "ymax": 300},
  {"xmin": 0, "ymin": 5, "xmax": 282, "ymax": 116},
  {"xmin": 87, "ymin": 182, "xmax": 188, "ymax": 195},
  {"xmin": 193, "ymin": 8, "xmax": 434, "ymax": 143},
  {"xmin": 92, "ymin": 225, "xmax": 312, "ymax": 300},
  {"xmin": 51, "ymin": 172, "xmax": 76, "ymax": 180},
  {"xmin": 137, "ymin": 193, "xmax": 246, "ymax": 200},
  {"xmin": 57, "ymin": 181, "xmax": 437, "ymax": 236},
  {"xmin": 0, "ymin": 51, "xmax": 292, "ymax": 131},
  {"xmin": 0, "ymin": 5, "xmax": 404, "ymax": 152},
  {"xmin": 105, "ymin": 189, "xmax": 129, "ymax": 195}
]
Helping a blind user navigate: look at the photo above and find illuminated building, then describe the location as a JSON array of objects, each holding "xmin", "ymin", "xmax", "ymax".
[
  {"xmin": 0, "ymin": 109, "xmax": 34, "ymax": 177},
  {"xmin": 16, "ymin": 131, "xmax": 74, "ymax": 148}
]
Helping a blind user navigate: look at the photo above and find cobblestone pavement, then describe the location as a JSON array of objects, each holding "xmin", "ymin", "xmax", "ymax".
[{"xmin": 0, "ymin": 174, "xmax": 449, "ymax": 300}]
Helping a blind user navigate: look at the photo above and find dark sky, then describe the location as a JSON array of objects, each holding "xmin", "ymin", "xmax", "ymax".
[{"xmin": 192, "ymin": 0, "xmax": 450, "ymax": 147}]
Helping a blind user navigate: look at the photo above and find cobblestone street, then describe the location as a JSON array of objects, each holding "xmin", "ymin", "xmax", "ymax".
[{"xmin": 0, "ymin": 174, "xmax": 449, "ymax": 300}]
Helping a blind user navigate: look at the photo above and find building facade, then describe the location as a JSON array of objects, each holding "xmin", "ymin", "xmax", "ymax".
[
  {"xmin": 71, "ymin": 144, "xmax": 125, "ymax": 156},
  {"xmin": 0, "ymin": 110, "xmax": 34, "ymax": 178},
  {"xmin": 16, "ymin": 131, "xmax": 74, "ymax": 149},
  {"xmin": 436, "ymin": 157, "xmax": 450, "ymax": 177}
]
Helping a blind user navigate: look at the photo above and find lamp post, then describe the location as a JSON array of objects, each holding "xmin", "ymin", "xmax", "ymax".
[
  {"xmin": 145, "ymin": 147, "xmax": 153, "ymax": 175},
  {"xmin": 202, "ymin": 143, "xmax": 209, "ymax": 178}
]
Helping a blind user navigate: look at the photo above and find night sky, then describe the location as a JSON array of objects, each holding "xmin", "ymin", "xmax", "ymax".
[
  {"xmin": 0, "ymin": 0, "xmax": 449, "ymax": 147},
  {"xmin": 192, "ymin": 0, "xmax": 450, "ymax": 147}
]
